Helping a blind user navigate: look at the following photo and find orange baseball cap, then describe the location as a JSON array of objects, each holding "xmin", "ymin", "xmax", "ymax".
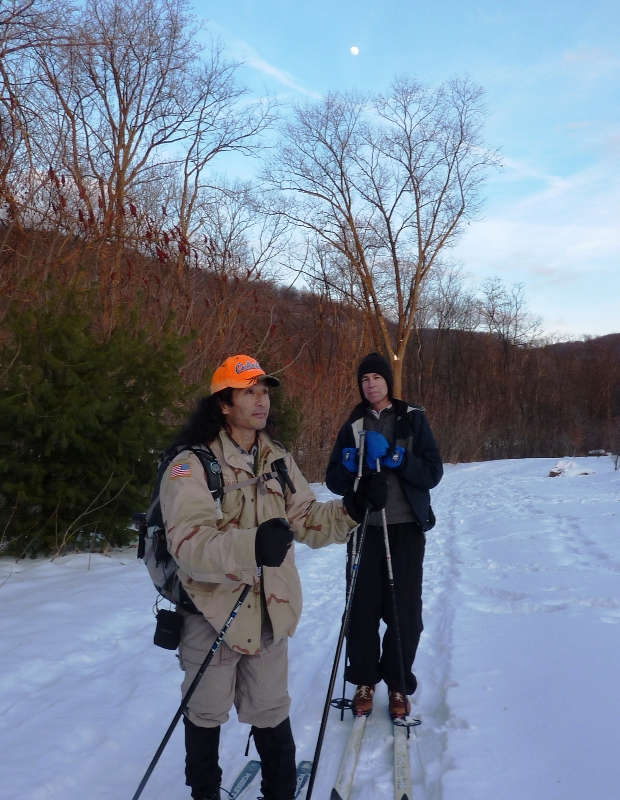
[{"xmin": 210, "ymin": 354, "xmax": 281, "ymax": 394}]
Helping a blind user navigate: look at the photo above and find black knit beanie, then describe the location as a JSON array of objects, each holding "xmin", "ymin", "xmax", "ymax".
[{"xmin": 357, "ymin": 352, "xmax": 394, "ymax": 402}]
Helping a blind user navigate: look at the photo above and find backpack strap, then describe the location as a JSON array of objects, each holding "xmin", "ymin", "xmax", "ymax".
[
  {"xmin": 222, "ymin": 469, "xmax": 280, "ymax": 496},
  {"xmin": 221, "ymin": 459, "xmax": 297, "ymax": 497},
  {"xmin": 187, "ymin": 444, "xmax": 224, "ymax": 503}
]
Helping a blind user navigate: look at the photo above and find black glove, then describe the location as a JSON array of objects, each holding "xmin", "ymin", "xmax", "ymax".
[
  {"xmin": 255, "ymin": 517, "xmax": 294, "ymax": 567},
  {"xmin": 343, "ymin": 471, "xmax": 389, "ymax": 522}
]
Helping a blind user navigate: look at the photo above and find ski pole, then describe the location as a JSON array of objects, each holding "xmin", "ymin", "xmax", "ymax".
[
  {"xmin": 131, "ymin": 582, "xmax": 253, "ymax": 800},
  {"xmin": 306, "ymin": 509, "xmax": 369, "ymax": 800},
  {"xmin": 306, "ymin": 434, "xmax": 369, "ymax": 800},
  {"xmin": 340, "ymin": 529, "xmax": 355, "ymax": 724},
  {"xmin": 339, "ymin": 430, "xmax": 366, "ymax": 721},
  {"xmin": 376, "ymin": 458, "xmax": 419, "ymax": 733}
]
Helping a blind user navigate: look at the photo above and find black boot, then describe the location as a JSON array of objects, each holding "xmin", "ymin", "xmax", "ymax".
[
  {"xmin": 251, "ymin": 717, "xmax": 297, "ymax": 800},
  {"xmin": 183, "ymin": 716, "xmax": 222, "ymax": 800}
]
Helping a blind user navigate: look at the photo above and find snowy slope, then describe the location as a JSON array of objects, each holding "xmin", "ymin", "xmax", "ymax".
[{"xmin": 1, "ymin": 456, "xmax": 619, "ymax": 800}]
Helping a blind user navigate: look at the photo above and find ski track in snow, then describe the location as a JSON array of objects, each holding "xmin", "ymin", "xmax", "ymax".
[{"xmin": 1, "ymin": 456, "xmax": 619, "ymax": 799}]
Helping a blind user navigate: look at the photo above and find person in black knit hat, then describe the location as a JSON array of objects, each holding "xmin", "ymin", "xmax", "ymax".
[
  {"xmin": 326, "ymin": 352, "xmax": 443, "ymax": 718},
  {"xmin": 356, "ymin": 352, "xmax": 395, "ymax": 399}
]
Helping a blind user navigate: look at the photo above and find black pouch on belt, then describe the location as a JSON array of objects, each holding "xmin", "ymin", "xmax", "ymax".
[{"xmin": 154, "ymin": 608, "xmax": 184, "ymax": 650}]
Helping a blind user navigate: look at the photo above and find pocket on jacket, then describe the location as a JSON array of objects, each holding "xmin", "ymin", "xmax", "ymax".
[
  {"xmin": 263, "ymin": 476, "xmax": 284, "ymax": 499},
  {"xmin": 221, "ymin": 489, "xmax": 244, "ymax": 518}
]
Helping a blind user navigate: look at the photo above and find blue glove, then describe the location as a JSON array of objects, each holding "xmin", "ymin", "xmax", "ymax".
[
  {"xmin": 365, "ymin": 431, "xmax": 389, "ymax": 469},
  {"xmin": 342, "ymin": 447, "xmax": 358, "ymax": 473},
  {"xmin": 383, "ymin": 445, "xmax": 406, "ymax": 469}
]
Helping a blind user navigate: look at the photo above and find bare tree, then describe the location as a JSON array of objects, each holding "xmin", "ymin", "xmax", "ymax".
[
  {"xmin": 478, "ymin": 277, "xmax": 542, "ymax": 349},
  {"xmin": 265, "ymin": 76, "xmax": 499, "ymax": 395},
  {"xmin": 178, "ymin": 180, "xmax": 291, "ymax": 361},
  {"xmin": 21, "ymin": 0, "xmax": 274, "ymax": 324},
  {"xmin": 0, "ymin": 2, "xmax": 52, "ymax": 210},
  {"xmin": 410, "ymin": 265, "xmax": 479, "ymax": 400},
  {"xmin": 0, "ymin": 1, "xmax": 78, "ymax": 297}
]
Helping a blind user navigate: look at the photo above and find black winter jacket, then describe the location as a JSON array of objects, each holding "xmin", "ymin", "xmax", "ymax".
[{"xmin": 325, "ymin": 399, "xmax": 443, "ymax": 531}]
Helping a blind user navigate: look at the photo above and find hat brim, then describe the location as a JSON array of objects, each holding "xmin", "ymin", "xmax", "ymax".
[{"xmin": 211, "ymin": 373, "xmax": 281, "ymax": 394}]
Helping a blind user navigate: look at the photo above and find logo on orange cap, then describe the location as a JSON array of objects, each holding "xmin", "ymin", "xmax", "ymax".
[{"xmin": 210, "ymin": 354, "xmax": 281, "ymax": 394}]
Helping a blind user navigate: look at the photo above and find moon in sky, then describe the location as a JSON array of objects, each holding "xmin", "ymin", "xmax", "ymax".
[{"xmin": 350, "ymin": 46, "xmax": 359, "ymax": 55}]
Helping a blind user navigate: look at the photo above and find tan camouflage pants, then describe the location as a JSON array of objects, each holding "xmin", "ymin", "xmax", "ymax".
[{"xmin": 178, "ymin": 610, "xmax": 291, "ymax": 729}]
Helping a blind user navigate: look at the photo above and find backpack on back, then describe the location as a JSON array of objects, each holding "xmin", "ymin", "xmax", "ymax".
[{"xmin": 134, "ymin": 443, "xmax": 224, "ymax": 605}]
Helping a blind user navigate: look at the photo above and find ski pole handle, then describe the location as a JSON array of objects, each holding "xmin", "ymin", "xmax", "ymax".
[{"xmin": 354, "ymin": 430, "xmax": 366, "ymax": 492}]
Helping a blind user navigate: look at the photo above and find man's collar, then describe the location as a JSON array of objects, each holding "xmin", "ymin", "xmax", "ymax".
[
  {"xmin": 226, "ymin": 431, "xmax": 258, "ymax": 457},
  {"xmin": 368, "ymin": 402, "xmax": 393, "ymax": 419},
  {"xmin": 219, "ymin": 430, "xmax": 284, "ymax": 474},
  {"xmin": 219, "ymin": 431, "xmax": 256, "ymax": 474}
]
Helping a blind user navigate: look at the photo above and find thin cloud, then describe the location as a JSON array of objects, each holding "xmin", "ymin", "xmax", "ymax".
[
  {"xmin": 562, "ymin": 47, "xmax": 620, "ymax": 72},
  {"xmin": 499, "ymin": 155, "xmax": 559, "ymax": 184},
  {"xmin": 202, "ymin": 20, "xmax": 322, "ymax": 100},
  {"xmin": 240, "ymin": 47, "xmax": 322, "ymax": 99}
]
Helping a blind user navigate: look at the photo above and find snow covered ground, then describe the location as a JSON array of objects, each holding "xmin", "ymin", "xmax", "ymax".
[{"xmin": 1, "ymin": 456, "xmax": 619, "ymax": 800}]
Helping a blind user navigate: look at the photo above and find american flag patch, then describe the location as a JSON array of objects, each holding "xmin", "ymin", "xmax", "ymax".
[{"xmin": 170, "ymin": 462, "xmax": 191, "ymax": 479}]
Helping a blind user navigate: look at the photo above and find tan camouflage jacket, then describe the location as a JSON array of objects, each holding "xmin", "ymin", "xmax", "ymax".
[{"xmin": 159, "ymin": 429, "xmax": 356, "ymax": 655}]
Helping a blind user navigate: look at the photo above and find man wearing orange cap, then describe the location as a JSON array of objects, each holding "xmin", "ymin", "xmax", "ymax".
[{"xmin": 159, "ymin": 355, "xmax": 388, "ymax": 800}]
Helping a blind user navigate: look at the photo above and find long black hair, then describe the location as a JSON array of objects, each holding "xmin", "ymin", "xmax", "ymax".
[{"xmin": 169, "ymin": 388, "xmax": 278, "ymax": 450}]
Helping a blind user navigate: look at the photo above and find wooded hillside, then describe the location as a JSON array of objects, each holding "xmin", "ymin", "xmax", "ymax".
[{"xmin": 1, "ymin": 0, "xmax": 618, "ymax": 556}]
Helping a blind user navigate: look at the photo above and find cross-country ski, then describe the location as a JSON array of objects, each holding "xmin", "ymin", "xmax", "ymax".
[
  {"xmin": 329, "ymin": 711, "xmax": 422, "ymax": 800},
  {"xmin": 331, "ymin": 715, "xmax": 369, "ymax": 800},
  {"xmin": 294, "ymin": 760, "xmax": 313, "ymax": 798},
  {"xmin": 228, "ymin": 760, "xmax": 261, "ymax": 799},
  {"xmin": 393, "ymin": 725, "xmax": 413, "ymax": 800},
  {"xmin": 227, "ymin": 759, "xmax": 311, "ymax": 799}
]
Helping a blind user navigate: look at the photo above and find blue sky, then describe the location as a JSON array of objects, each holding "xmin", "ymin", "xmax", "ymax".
[{"xmin": 193, "ymin": 0, "xmax": 620, "ymax": 338}]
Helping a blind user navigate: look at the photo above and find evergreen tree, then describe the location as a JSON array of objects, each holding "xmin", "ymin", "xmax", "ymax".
[
  {"xmin": 0, "ymin": 294, "xmax": 193, "ymax": 556},
  {"xmin": 269, "ymin": 384, "xmax": 302, "ymax": 453}
]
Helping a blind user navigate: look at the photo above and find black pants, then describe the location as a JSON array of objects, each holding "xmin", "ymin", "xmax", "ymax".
[{"xmin": 345, "ymin": 521, "xmax": 425, "ymax": 695}]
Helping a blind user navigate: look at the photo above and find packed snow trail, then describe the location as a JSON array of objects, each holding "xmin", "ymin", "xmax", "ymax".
[
  {"xmin": 427, "ymin": 457, "xmax": 620, "ymax": 800},
  {"xmin": 1, "ymin": 457, "xmax": 619, "ymax": 799}
]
